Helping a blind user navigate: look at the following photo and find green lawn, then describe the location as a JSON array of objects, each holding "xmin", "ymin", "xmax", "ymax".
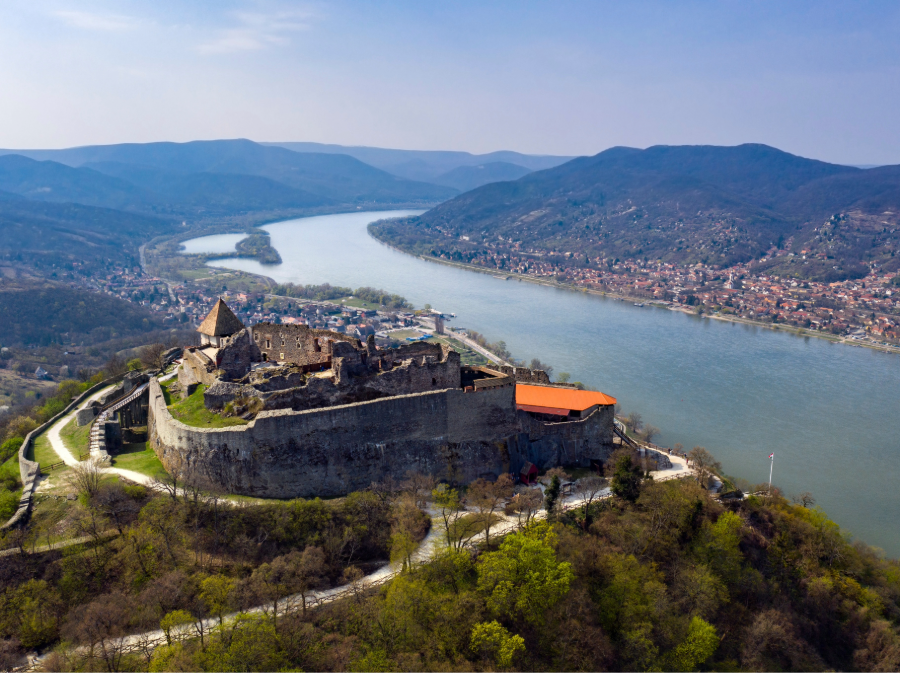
[
  {"xmin": 30, "ymin": 434, "xmax": 63, "ymax": 468},
  {"xmin": 337, "ymin": 296, "xmax": 386, "ymax": 311},
  {"xmin": 110, "ymin": 443, "xmax": 166, "ymax": 477},
  {"xmin": 168, "ymin": 384, "xmax": 248, "ymax": 429},
  {"xmin": 59, "ymin": 417, "xmax": 92, "ymax": 461}
]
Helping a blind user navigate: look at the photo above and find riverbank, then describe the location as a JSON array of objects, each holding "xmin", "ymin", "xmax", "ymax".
[{"xmin": 367, "ymin": 232, "xmax": 900, "ymax": 357}]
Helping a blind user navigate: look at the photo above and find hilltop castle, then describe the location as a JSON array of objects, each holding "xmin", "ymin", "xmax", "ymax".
[{"xmin": 147, "ymin": 300, "xmax": 618, "ymax": 497}]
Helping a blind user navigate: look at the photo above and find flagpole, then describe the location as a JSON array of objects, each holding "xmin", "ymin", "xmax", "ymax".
[{"xmin": 768, "ymin": 453, "xmax": 774, "ymax": 494}]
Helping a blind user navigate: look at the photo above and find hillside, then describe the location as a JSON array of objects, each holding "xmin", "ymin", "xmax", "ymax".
[
  {"xmin": 83, "ymin": 161, "xmax": 329, "ymax": 214},
  {"xmin": 0, "ymin": 154, "xmax": 156, "ymax": 212},
  {"xmin": 0, "ymin": 198, "xmax": 175, "ymax": 274},
  {"xmin": 0, "ymin": 281, "xmax": 166, "ymax": 346},
  {"xmin": 371, "ymin": 144, "xmax": 900, "ymax": 281},
  {"xmin": 0, "ymin": 139, "xmax": 458, "ymax": 206},
  {"xmin": 431, "ymin": 161, "xmax": 533, "ymax": 191},
  {"xmin": 2, "ymin": 462, "xmax": 899, "ymax": 671}
]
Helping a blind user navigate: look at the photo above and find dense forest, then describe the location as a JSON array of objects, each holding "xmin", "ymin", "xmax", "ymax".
[
  {"xmin": 0, "ymin": 282, "xmax": 167, "ymax": 348},
  {"xmin": 1, "ymin": 450, "xmax": 898, "ymax": 671},
  {"xmin": 371, "ymin": 144, "xmax": 900, "ymax": 281}
]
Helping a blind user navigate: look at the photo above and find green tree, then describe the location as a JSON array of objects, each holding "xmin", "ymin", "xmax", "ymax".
[
  {"xmin": 470, "ymin": 620, "xmax": 526, "ymax": 668},
  {"xmin": 661, "ymin": 616, "xmax": 719, "ymax": 671},
  {"xmin": 477, "ymin": 522, "xmax": 574, "ymax": 625},
  {"xmin": 556, "ymin": 372, "xmax": 571, "ymax": 383},
  {"xmin": 544, "ymin": 475, "xmax": 561, "ymax": 519},
  {"xmin": 610, "ymin": 453, "xmax": 643, "ymax": 502},
  {"xmin": 694, "ymin": 510, "xmax": 743, "ymax": 584},
  {"xmin": 200, "ymin": 575, "xmax": 235, "ymax": 631},
  {"xmin": 159, "ymin": 609, "xmax": 194, "ymax": 646},
  {"xmin": 197, "ymin": 614, "xmax": 289, "ymax": 672}
]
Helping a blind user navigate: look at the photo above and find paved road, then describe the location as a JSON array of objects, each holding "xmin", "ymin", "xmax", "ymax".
[{"xmin": 442, "ymin": 327, "xmax": 512, "ymax": 366}]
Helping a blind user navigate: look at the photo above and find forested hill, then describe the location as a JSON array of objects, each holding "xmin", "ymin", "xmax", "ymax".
[
  {"xmin": 0, "ymin": 281, "xmax": 166, "ymax": 346},
  {"xmin": 0, "ymin": 198, "xmax": 173, "ymax": 276},
  {"xmin": 371, "ymin": 144, "xmax": 900, "ymax": 281}
]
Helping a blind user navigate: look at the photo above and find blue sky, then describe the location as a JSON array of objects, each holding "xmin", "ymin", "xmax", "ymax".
[{"xmin": 0, "ymin": 1, "xmax": 898, "ymax": 164}]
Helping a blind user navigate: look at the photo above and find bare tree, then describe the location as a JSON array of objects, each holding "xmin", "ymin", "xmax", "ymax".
[
  {"xmin": 793, "ymin": 491, "xmax": 816, "ymax": 508},
  {"xmin": 529, "ymin": 358, "xmax": 554, "ymax": 378},
  {"xmin": 401, "ymin": 471, "xmax": 435, "ymax": 509},
  {"xmin": 688, "ymin": 446, "xmax": 722, "ymax": 486},
  {"xmin": 466, "ymin": 474, "xmax": 514, "ymax": 547},
  {"xmin": 72, "ymin": 458, "xmax": 104, "ymax": 500},
  {"xmin": 368, "ymin": 475, "xmax": 400, "ymax": 505},
  {"xmin": 104, "ymin": 354, "xmax": 128, "ymax": 378},
  {"xmin": 342, "ymin": 565, "xmax": 366, "ymax": 603},
  {"xmin": 153, "ymin": 463, "xmax": 186, "ymax": 502},
  {"xmin": 626, "ymin": 412, "xmax": 644, "ymax": 434},
  {"xmin": 61, "ymin": 592, "xmax": 131, "ymax": 673},
  {"xmin": 507, "ymin": 487, "xmax": 544, "ymax": 529},
  {"xmin": 140, "ymin": 343, "xmax": 167, "ymax": 371},
  {"xmin": 573, "ymin": 476, "xmax": 607, "ymax": 530},
  {"xmin": 94, "ymin": 483, "xmax": 139, "ymax": 535},
  {"xmin": 641, "ymin": 425, "xmax": 660, "ymax": 445}
]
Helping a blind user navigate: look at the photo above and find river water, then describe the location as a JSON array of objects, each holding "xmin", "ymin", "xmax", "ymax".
[{"xmin": 183, "ymin": 210, "xmax": 900, "ymax": 555}]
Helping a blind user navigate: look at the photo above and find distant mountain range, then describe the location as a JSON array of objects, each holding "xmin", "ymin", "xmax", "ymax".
[
  {"xmin": 0, "ymin": 139, "xmax": 459, "ymax": 215},
  {"xmin": 264, "ymin": 141, "xmax": 572, "ymax": 184},
  {"xmin": 371, "ymin": 144, "xmax": 900, "ymax": 281}
]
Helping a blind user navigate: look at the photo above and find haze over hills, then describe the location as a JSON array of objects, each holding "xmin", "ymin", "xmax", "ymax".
[
  {"xmin": 264, "ymin": 141, "xmax": 572, "ymax": 182},
  {"xmin": 372, "ymin": 144, "xmax": 900, "ymax": 281},
  {"xmin": 430, "ymin": 161, "xmax": 535, "ymax": 192},
  {"xmin": 0, "ymin": 139, "xmax": 457, "ymax": 209}
]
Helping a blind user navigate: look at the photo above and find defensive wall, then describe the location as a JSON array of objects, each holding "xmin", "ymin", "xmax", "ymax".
[
  {"xmin": 148, "ymin": 377, "xmax": 522, "ymax": 497},
  {"xmin": 147, "ymin": 376, "xmax": 616, "ymax": 498}
]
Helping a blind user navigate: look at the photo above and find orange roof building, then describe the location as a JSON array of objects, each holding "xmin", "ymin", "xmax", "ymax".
[{"xmin": 516, "ymin": 384, "xmax": 616, "ymax": 418}]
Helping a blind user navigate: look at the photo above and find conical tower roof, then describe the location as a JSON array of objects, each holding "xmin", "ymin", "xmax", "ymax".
[{"xmin": 198, "ymin": 299, "xmax": 244, "ymax": 337}]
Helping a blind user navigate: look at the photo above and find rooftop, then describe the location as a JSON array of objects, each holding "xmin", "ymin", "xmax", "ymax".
[
  {"xmin": 515, "ymin": 383, "xmax": 617, "ymax": 412},
  {"xmin": 198, "ymin": 299, "xmax": 244, "ymax": 336}
]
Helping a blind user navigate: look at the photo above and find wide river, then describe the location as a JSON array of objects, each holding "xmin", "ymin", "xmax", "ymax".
[{"xmin": 184, "ymin": 210, "xmax": 900, "ymax": 555}]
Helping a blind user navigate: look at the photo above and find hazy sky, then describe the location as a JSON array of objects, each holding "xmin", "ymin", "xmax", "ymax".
[{"xmin": 1, "ymin": 1, "xmax": 898, "ymax": 164}]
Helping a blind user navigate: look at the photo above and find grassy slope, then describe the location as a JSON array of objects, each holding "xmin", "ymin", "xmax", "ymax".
[
  {"xmin": 0, "ymin": 455, "xmax": 22, "ymax": 520},
  {"xmin": 167, "ymin": 384, "xmax": 248, "ymax": 429},
  {"xmin": 30, "ymin": 434, "xmax": 60, "ymax": 467},
  {"xmin": 59, "ymin": 417, "xmax": 91, "ymax": 461},
  {"xmin": 111, "ymin": 443, "xmax": 165, "ymax": 477}
]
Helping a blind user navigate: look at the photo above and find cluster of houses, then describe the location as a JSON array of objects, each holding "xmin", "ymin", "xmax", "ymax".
[{"xmin": 430, "ymin": 245, "xmax": 900, "ymax": 344}]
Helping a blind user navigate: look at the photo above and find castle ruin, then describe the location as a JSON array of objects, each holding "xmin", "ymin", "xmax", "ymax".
[{"xmin": 149, "ymin": 300, "xmax": 617, "ymax": 497}]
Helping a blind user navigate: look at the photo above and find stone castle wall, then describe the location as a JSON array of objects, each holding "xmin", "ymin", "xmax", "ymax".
[
  {"xmin": 251, "ymin": 323, "xmax": 360, "ymax": 366},
  {"xmin": 203, "ymin": 341, "xmax": 467, "ymax": 413},
  {"xmin": 148, "ymin": 377, "xmax": 520, "ymax": 498},
  {"xmin": 498, "ymin": 365, "xmax": 552, "ymax": 385},
  {"xmin": 509, "ymin": 404, "xmax": 615, "ymax": 472}
]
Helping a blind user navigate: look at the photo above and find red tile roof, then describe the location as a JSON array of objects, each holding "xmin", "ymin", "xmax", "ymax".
[{"xmin": 516, "ymin": 384, "xmax": 617, "ymax": 412}]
